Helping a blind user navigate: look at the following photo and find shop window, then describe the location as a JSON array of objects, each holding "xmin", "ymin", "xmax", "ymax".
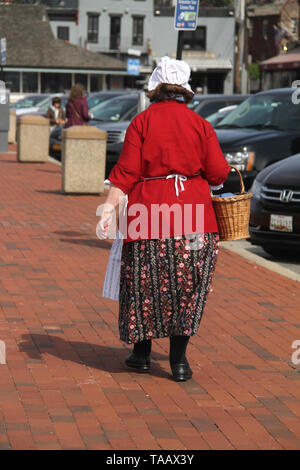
[
  {"xmin": 41, "ymin": 73, "xmax": 72, "ymax": 93},
  {"xmin": 132, "ymin": 16, "xmax": 144, "ymax": 46},
  {"xmin": 110, "ymin": 16, "xmax": 121, "ymax": 50},
  {"xmin": 4, "ymin": 72, "xmax": 20, "ymax": 92},
  {"xmin": 87, "ymin": 13, "xmax": 99, "ymax": 43},
  {"xmin": 23, "ymin": 72, "xmax": 38, "ymax": 93},
  {"xmin": 183, "ymin": 26, "xmax": 206, "ymax": 51}
]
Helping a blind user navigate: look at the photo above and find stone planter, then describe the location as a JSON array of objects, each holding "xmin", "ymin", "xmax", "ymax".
[
  {"xmin": 62, "ymin": 125, "xmax": 107, "ymax": 194},
  {"xmin": 17, "ymin": 115, "xmax": 50, "ymax": 162}
]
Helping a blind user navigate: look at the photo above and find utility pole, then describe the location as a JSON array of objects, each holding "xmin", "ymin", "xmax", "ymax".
[{"xmin": 234, "ymin": 0, "xmax": 246, "ymax": 93}]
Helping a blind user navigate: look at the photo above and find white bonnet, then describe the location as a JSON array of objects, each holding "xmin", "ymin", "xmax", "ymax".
[{"xmin": 148, "ymin": 56, "xmax": 193, "ymax": 93}]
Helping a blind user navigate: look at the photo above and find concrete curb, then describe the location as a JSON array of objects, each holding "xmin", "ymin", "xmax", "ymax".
[{"xmin": 221, "ymin": 240, "xmax": 300, "ymax": 283}]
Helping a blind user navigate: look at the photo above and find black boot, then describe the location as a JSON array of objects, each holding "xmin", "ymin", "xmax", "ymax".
[
  {"xmin": 125, "ymin": 339, "xmax": 152, "ymax": 372},
  {"xmin": 169, "ymin": 335, "xmax": 193, "ymax": 382}
]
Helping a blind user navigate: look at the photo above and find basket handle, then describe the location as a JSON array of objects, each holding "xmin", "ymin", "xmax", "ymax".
[{"xmin": 229, "ymin": 165, "xmax": 245, "ymax": 193}]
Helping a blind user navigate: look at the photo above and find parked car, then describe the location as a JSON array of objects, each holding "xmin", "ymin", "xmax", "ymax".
[
  {"xmin": 11, "ymin": 94, "xmax": 51, "ymax": 116},
  {"xmin": 87, "ymin": 91, "xmax": 129, "ymax": 110},
  {"xmin": 249, "ymin": 153, "xmax": 300, "ymax": 255},
  {"xmin": 206, "ymin": 105, "xmax": 238, "ymax": 128},
  {"xmin": 49, "ymin": 93, "xmax": 138, "ymax": 173},
  {"xmin": 188, "ymin": 93, "xmax": 249, "ymax": 118},
  {"xmin": 214, "ymin": 88, "xmax": 300, "ymax": 193},
  {"xmin": 19, "ymin": 94, "xmax": 68, "ymax": 118}
]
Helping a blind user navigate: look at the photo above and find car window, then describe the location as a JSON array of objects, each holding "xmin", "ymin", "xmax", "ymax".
[
  {"xmin": 123, "ymin": 106, "xmax": 138, "ymax": 121},
  {"xmin": 188, "ymin": 99, "xmax": 201, "ymax": 111},
  {"xmin": 87, "ymin": 94, "xmax": 119, "ymax": 109},
  {"xmin": 12, "ymin": 95, "xmax": 46, "ymax": 108},
  {"xmin": 217, "ymin": 93, "xmax": 299, "ymax": 130},
  {"xmin": 197, "ymin": 101, "xmax": 228, "ymax": 118},
  {"xmin": 92, "ymin": 97, "xmax": 137, "ymax": 122}
]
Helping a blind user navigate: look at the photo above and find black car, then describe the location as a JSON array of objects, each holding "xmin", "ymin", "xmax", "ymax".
[
  {"xmin": 249, "ymin": 153, "xmax": 300, "ymax": 255},
  {"xmin": 188, "ymin": 94, "xmax": 249, "ymax": 118},
  {"xmin": 215, "ymin": 88, "xmax": 300, "ymax": 193}
]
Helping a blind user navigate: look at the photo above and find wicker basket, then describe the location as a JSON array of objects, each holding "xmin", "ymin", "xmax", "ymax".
[{"xmin": 211, "ymin": 165, "xmax": 252, "ymax": 241}]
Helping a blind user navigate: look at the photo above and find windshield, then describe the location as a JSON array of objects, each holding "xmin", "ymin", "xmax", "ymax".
[
  {"xmin": 12, "ymin": 95, "xmax": 48, "ymax": 109},
  {"xmin": 188, "ymin": 98, "xmax": 203, "ymax": 111},
  {"xmin": 216, "ymin": 92, "xmax": 300, "ymax": 131},
  {"xmin": 87, "ymin": 93, "xmax": 121, "ymax": 109},
  {"xmin": 38, "ymin": 96, "xmax": 68, "ymax": 112},
  {"xmin": 91, "ymin": 97, "xmax": 137, "ymax": 122}
]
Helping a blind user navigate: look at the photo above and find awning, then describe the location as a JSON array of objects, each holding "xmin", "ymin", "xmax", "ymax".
[
  {"xmin": 260, "ymin": 53, "xmax": 300, "ymax": 71},
  {"xmin": 185, "ymin": 57, "xmax": 233, "ymax": 72},
  {"xmin": 4, "ymin": 67, "xmax": 128, "ymax": 76},
  {"xmin": 153, "ymin": 56, "xmax": 232, "ymax": 72},
  {"xmin": 4, "ymin": 66, "xmax": 153, "ymax": 76}
]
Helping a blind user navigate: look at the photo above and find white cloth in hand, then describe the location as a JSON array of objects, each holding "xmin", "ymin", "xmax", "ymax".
[{"xmin": 96, "ymin": 210, "xmax": 114, "ymax": 240}]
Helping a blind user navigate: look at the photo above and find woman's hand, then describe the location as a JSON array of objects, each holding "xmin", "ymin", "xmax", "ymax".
[
  {"xmin": 96, "ymin": 210, "xmax": 115, "ymax": 240},
  {"xmin": 96, "ymin": 184, "xmax": 126, "ymax": 240}
]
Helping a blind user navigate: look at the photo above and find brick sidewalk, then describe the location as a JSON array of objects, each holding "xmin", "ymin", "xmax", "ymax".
[{"xmin": 0, "ymin": 146, "xmax": 299, "ymax": 450}]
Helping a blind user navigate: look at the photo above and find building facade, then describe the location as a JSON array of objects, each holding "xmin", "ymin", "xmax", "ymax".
[
  {"xmin": 247, "ymin": 0, "xmax": 299, "ymax": 63},
  {"xmin": 1, "ymin": 4, "xmax": 127, "ymax": 95},
  {"xmin": 151, "ymin": 5, "xmax": 236, "ymax": 94}
]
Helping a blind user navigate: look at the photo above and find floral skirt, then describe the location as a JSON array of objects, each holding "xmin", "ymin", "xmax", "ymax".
[{"xmin": 119, "ymin": 233, "xmax": 219, "ymax": 344}]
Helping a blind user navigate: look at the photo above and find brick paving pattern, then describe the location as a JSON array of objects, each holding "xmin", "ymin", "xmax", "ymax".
[{"xmin": 0, "ymin": 145, "xmax": 299, "ymax": 450}]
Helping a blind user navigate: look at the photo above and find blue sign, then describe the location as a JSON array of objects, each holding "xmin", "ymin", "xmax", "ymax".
[
  {"xmin": 174, "ymin": 0, "xmax": 200, "ymax": 31},
  {"xmin": 127, "ymin": 58, "xmax": 140, "ymax": 76}
]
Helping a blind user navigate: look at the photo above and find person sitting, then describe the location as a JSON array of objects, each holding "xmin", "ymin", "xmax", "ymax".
[{"xmin": 46, "ymin": 96, "xmax": 66, "ymax": 131}]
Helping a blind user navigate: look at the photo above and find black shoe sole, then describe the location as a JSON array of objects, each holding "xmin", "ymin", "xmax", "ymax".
[
  {"xmin": 170, "ymin": 363, "xmax": 193, "ymax": 382},
  {"xmin": 171, "ymin": 373, "xmax": 193, "ymax": 382}
]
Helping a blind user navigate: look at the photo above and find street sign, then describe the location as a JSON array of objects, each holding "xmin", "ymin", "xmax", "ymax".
[
  {"xmin": 174, "ymin": 0, "xmax": 200, "ymax": 31},
  {"xmin": 127, "ymin": 58, "xmax": 140, "ymax": 76},
  {"xmin": 0, "ymin": 38, "xmax": 6, "ymax": 66}
]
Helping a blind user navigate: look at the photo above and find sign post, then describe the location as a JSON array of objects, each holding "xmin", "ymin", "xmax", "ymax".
[{"xmin": 174, "ymin": 0, "xmax": 200, "ymax": 60}]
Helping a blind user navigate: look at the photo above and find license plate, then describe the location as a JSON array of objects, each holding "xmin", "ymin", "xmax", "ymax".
[
  {"xmin": 52, "ymin": 144, "xmax": 61, "ymax": 151},
  {"xmin": 270, "ymin": 214, "xmax": 293, "ymax": 232}
]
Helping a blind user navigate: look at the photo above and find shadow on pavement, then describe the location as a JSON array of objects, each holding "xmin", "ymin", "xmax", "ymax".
[
  {"xmin": 53, "ymin": 230, "xmax": 90, "ymax": 237},
  {"xmin": 58, "ymin": 238, "xmax": 111, "ymax": 250},
  {"xmin": 35, "ymin": 189, "xmax": 100, "ymax": 197},
  {"xmin": 36, "ymin": 169, "xmax": 61, "ymax": 174},
  {"xmin": 19, "ymin": 334, "xmax": 170, "ymax": 379}
]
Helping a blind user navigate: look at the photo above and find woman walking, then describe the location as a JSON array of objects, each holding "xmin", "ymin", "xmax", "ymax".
[
  {"xmin": 98, "ymin": 57, "xmax": 230, "ymax": 381},
  {"xmin": 64, "ymin": 83, "xmax": 91, "ymax": 129}
]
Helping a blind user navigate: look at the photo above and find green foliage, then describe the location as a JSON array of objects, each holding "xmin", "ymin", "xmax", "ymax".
[{"xmin": 248, "ymin": 62, "xmax": 260, "ymax": 81}]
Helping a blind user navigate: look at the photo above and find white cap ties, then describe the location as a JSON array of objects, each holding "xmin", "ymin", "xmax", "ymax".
[{"xmin": 166, "ymin": 174, "xmax": 187, "ymax": 197}]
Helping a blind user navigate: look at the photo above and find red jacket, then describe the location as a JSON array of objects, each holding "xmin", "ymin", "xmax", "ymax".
[
  {"xmin": 64, "ymin": 97, "xmax": 90, "ymax": 128},
  {"xmin": 108, "ymin": 100, "xmax": 230, "ymax": 243}
]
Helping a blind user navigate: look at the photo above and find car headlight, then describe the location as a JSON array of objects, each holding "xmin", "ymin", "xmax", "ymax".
[
  {"xmin": 224, "ymin": 150, "xmax": 255, "ymax": 171},
  {"xmin": 119, "ymin": 130, "xmax": 126, "ymax": 143},
  {"xmin": 249, "ymin": 179, "xmax": 263, "ymax": 200}
]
